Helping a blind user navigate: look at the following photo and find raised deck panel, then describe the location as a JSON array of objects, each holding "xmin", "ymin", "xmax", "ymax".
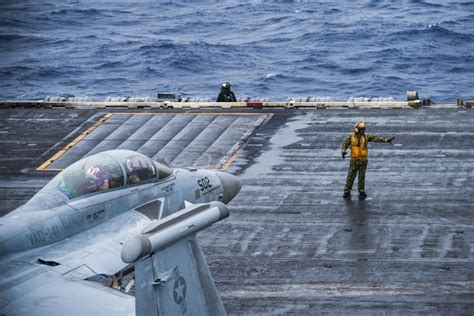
[{"xmin": 41, "ymin": 113, "xmax": 270, "ymax": 171}]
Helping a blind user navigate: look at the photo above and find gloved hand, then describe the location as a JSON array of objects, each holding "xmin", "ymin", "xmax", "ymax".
[
  {"xmin": 387, "ymin": 137, "xmax": 395, "ymax": 144},
  {"xmin": 342, "ymin": 152, "xmax": 347, "ymax": 159}
]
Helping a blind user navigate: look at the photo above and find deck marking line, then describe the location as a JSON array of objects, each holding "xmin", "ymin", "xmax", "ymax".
[{"xmin": 36, "ymin": 113, "xmax": 113, "ymax": 170}]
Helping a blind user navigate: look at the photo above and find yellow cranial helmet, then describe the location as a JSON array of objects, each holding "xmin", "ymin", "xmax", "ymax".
[{"xmin": 354, "ymin": 121, "xmax": 366, "ymax": 133}]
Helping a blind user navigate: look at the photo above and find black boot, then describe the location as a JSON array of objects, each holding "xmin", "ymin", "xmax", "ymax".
[
  {"xmin": 359, "ymin": 192, "xmax": 367, "ymax": 200},
  {"xmin": 343, "ymin": 191, "xmax": 350, "ymax": 199}
]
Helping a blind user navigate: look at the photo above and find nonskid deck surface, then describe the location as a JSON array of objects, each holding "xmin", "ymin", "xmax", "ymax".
[{"xmin": 0, "ymin": 108, "xmax": 473, "ymax": 314}]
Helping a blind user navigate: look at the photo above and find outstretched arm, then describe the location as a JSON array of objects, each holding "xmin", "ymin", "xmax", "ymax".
[{"xmin": 368, "ymin": 135, "xmax": 394, "ymax": 143}]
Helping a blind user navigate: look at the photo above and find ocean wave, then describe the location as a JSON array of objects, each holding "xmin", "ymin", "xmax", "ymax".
[
  {"xmin": 0, "ymin": 66, "xmax": 33, "ymax": 72},
  {"xmin": 0, "ymin": 34, "xmax": 25, "ymax": 42},
  {"xmin": 323, "ymin": 8, "xmax": 342, "ymax": 14},
  {"xmin": 137, "ymin": 40, "xmax": 180, "ymax": 51},
  {"xmin": 94, "ymin": 61, "xmax": 126, "ymax": 70},
  {"xmin": 455, "ymin": 14, "xmax": 474, "ymax": 23},
  {"xmin": 51, "ymin": 8, "xmax": 102, "ymax": 15},
  {"xmin": 391, "ymin": 25, "xmax": 473, "ymax": 42},
  {"xmin": 450, "ymin": 66, "xmax": 474, "ymax": 74},
  {"xmin": 260, "ymin": 73, "xmax": 286, "ymax": 82},
  {"xmin": 264, "ymin": 16, "xmax": 291, "ymax": 24},
  {"xmin": 410, "ymin": 0, "xmax": 447, "ymax": 8},
  {"xmin": 0, "ymin": 18, "xmax": 23, "ymax": 27},
  {"xmin": 0, "ymin": 0, "xmax": 473, "ymax": 101},
  {"xmin": 458, "ymin": 1, "xmax": 474, "ymax": 7},
  {"xmin": 0, "ymin": 34, "xmax": 44, "ymax": 43},
  {"xmin": 345, "ymin": 67, "xmax": 374, "ymax": 75},
  {"xmin": 11, "ymin": 67, "xmax": 64, "ymax": 82},
  {"xmin": 49, "ymin": 8, "xmax": 132, "ymax": 17},
  {"xmin": 425, "ymin": 25, "xmax": 473, "ymax": 40}
]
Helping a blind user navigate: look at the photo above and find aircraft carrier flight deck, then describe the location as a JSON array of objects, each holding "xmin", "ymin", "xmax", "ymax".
[{"xmin": 0, "ymin": 106, "xmax": 473, "ymax": 314}]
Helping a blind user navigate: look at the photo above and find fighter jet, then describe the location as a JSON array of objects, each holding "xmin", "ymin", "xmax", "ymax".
[{"xmin": 0, "ymin": 149, "xmax": 241, "ymax": 315}]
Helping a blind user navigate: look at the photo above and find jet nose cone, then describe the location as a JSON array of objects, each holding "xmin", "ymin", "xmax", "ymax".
[{"xmin": 216, "ymin": 171, "xmax": 241, "ymax": 204}]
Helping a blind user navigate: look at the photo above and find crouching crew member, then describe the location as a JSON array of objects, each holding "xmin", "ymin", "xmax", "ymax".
[
  {"xmin": 341, "ymin": 121, "xmax": 394, "ymax": 199},
  {"xmin": 216, "ymin": 82, "xmax": 237, "ymax": 102}
]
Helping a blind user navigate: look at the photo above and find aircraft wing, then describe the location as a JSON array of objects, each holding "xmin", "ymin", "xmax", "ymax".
[
  {"xmin": 0, "ymin": 272, "xmax": 135, "ymax": 316},
  {"xmin": 0, "ymin": 210, "xmax": 151, "ymax": 316},
  {"xmin": 122, "ymin": 201, "xmax": 230, "ymax": 316},
  {"xmin": 1, "ymin": 201, "xmax": 229, "ymax": 316}
]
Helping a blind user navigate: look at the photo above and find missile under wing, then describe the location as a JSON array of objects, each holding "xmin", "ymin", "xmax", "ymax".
[{"xmin": 0, "ymin": 149, "xmax": 241, "ymax": 315}]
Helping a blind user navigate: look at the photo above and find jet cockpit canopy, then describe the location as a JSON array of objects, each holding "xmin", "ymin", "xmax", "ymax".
[{"xmin": 27, "ymin": 150, "xmax": 172, "ymax": 209}]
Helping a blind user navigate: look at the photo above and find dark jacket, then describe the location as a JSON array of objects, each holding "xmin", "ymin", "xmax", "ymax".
[{"xmin": 216, "ymin": 90, "xmax": 237, "ymax": 102}]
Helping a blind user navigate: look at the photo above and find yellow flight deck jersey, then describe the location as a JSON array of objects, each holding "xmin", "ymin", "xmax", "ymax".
[{"xmin": 341, "ymin": 133, "xmax": 389, "ymax": 161}]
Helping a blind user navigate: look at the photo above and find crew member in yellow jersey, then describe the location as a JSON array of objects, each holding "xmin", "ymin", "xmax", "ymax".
[{"xmin": 341, "ymin": 122, "xmax": 394, "ymax": 199}]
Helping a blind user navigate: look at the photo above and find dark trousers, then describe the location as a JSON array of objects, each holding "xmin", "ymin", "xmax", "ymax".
[{"xmin": 344, "ymin": 160, "xmax": 368, "ymax": 193}]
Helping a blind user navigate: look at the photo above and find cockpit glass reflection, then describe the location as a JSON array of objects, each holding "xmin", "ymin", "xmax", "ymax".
[
  {"xmin": 46, "ymin": 154, "xmax": 124, "ymax": 199},
  {"xmin": 115, "ymin": 151, "xmax": 157, "ymax": 185},
  {"xmin": 42, "ymin": 150, "xmax": 172, "ymax": 200}
]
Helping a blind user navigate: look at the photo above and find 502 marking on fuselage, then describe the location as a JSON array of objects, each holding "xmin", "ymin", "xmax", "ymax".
[{"xmin": 197, "ymin": 177, "xmax": 213, "ymax": 193}]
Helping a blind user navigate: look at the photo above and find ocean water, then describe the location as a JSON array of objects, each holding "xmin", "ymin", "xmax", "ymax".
[{"xmin": 0, "ymin": 0, "xmax": 473, "ymax": 102}]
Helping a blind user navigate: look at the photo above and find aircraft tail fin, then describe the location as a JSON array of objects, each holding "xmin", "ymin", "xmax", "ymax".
[{"xmin": 121, "ymin": 202, "xmax": 228, "ymax": 316}]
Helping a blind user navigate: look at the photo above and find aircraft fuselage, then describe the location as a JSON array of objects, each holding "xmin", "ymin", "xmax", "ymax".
[{"xmin": 0, "ymin": 168, "xmax": 227, "ymax": 257}]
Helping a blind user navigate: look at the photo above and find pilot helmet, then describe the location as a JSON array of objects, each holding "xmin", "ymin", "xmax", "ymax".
[
  {"xmin": 221, "ymin": 82, "xmax": 231, "ymax": 90},
  {"xmin": 86, "ymin": 166, "xmax": 101, "ymax": 182},
  {"xmin": 126, "ymin": 156, "xmax": 152, "ymax": 172},
  {"xmin": 354, "ymin": 121, "xmax": 366, "ymax": 133},
  {"xmin": 126, "ymin": 158, "xmax": 134, "ymax": 172}
]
